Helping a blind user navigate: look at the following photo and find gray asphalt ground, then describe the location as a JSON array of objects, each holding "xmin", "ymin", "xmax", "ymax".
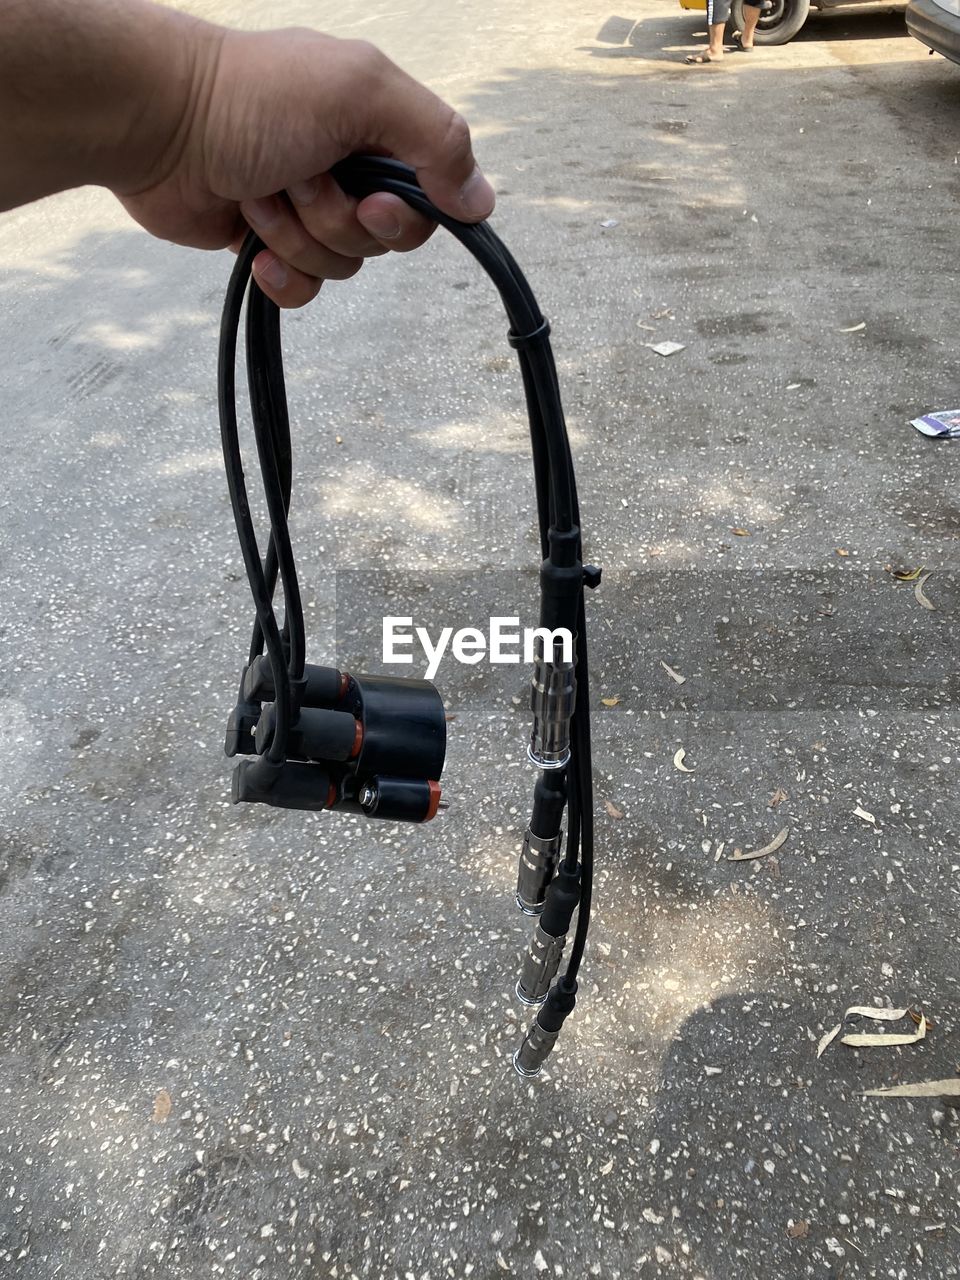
[{"xmin": 1, "ymin": 1, "xmax": 960, "ymax": 1276}]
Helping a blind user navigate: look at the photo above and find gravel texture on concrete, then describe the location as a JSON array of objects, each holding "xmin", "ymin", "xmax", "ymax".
[{"xmin": 1, "ymin": 2, "xmax": 959, "ymax": 1277}]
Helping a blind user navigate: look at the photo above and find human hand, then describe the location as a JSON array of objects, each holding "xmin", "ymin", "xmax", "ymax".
[{"xmin": 118, "ymin": 22, "xmax": 495, "ymax": 307}]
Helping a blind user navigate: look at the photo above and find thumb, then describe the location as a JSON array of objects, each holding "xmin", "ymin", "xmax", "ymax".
[{"xmin": 355, "ymin": 50, "xmax": 495, "ymax": 222}]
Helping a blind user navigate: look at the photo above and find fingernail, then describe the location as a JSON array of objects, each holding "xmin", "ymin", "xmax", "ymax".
[
  {"xmin": 245, "ymin": 197, "xmax": 280, "ymax": 229},
  {"xmin": 358, "ymin": 210, "xmax": 402, "ymax": 241},
  {"xmin": 459, "ymin": 166, "xmax": 495, "ymax": 219},
  {"xmin": 288, "ymin": 179, "xmax": 319, "ymax": 207},
  {"xmin": 256, "ymin": 255, "xmax": 288, "ymax": 290}
]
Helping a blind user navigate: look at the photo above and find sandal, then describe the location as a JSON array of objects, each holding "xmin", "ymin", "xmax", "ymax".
[
  {"xmin": 684, "ymin": 52, "xmax": 719, "ymax": 63},
  {"xmin": 730, "ymin": 31, "xmax": 754, "ymax": 50}
]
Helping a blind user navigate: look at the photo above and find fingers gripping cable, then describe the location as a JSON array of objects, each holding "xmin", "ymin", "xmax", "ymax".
[{"xmin": 217, "ymin": 155, "xmax": 598, "ymax": 1077}]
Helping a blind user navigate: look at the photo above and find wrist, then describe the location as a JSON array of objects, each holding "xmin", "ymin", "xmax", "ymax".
[
  {"xmin": 0, "ymin": 0, "xmax": 226, "ymax": 211},
  {"xmin": 106, "ymin": 6, "xmax": 226, "ymax": 199}
]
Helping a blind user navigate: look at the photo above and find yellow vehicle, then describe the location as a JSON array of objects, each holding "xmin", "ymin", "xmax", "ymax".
[{"xmin": 680, "ymin": 0, "xmax": 899, "ymax": 43}]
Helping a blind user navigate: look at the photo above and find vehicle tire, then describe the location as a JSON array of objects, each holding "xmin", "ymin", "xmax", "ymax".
[{"xmin": 728, "ymin": 0, "xmax": 811, "ymax": 44}]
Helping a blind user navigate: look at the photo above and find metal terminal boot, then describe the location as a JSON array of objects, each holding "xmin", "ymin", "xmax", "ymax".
[
  {"xmin": 516, "ymin": 922, "xmax": 568, "ymax": 1005},
  {"xmin": 513, "ymin": 979, "xmax": 578, "ymax": 1078},
  {"xmin": 513, "ymin": 1018, "xmax": 560, "ymax": 1077},
  {"xmin": 517, "ymin": 829, "xmax": 563, "ymax": 916},
  {"xmin": 528, "ymin": 635, "xmax": 576, "ymax": 770},
  {"xmin": 515, "ymin": 863, "xmax": 580, "ymax": 1005}
]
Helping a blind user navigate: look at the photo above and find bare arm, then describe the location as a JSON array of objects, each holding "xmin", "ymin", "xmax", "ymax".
[
  {"xmin": 0, "ymin": 0, "xmax": 213, "ymax": 211},
  {"xmin": 0, "ymin": 0, "xmax": 495, "ymax": 307}
]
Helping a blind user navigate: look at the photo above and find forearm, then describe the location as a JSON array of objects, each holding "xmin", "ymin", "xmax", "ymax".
[{"xmin": 0, "ymin": 0, "xmax": 219, "ymax": 211}]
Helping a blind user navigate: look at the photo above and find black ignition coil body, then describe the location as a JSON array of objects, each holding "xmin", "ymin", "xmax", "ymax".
[{"xmin": 217, "ymin": 156, "xmax": 597, "ymax": 1075}]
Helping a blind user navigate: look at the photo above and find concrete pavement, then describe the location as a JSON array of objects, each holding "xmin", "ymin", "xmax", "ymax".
[{"xmin": 1, "ymin": 2, "xmax": 959, "ymax": 1276}]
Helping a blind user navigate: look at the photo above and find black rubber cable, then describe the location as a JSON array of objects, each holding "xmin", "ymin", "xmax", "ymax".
[
  {"xmin": 564, "ymin": 590, "xmax": 593, "ymax": 979},
  {"xmin": 246, "ymin": 280, "xmax": 306, "ymax": 683},
  {"xmin": 218, "ymin": 233, "xmax": 292, "ymax": 756}
]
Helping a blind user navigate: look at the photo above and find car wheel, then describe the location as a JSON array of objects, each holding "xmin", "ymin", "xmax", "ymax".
[{"xmin": 729, "ymin": 0, "xmax": 811, "ymax": 44}]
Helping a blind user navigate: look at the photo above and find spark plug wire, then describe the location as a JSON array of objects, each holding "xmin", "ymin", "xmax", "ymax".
[{"xmin": 217, "ymin": 155, "xmax": 597, "ymax": 1073}]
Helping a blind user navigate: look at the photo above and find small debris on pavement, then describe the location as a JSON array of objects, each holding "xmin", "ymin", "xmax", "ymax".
[
  {"xmin": 910, "ymin": 409, "xmax": 960, "ymax": 439},
  {"xmin": 605, "ymin": 800, "xmax": 624, "ymax": 819},
  {"xmin": 787, "ymin": 1221, "xmax": 810, "ymax": 1239},
  {"xmin": 728, "ymin": 826, "xmax": 789, "ymax": 862},
  {"xmin": 908, "ymin": 1009, "xmax": 935, "ymax": 1030},
  {"xmin": 769, "ymin": 787, "xmax": 788, "ymax": 807},
  {"xmin": 644, "ymin": 340, "xmax": 686, "ymax": 357},
  {"xmin": 818, "ymin": 1005, "xmax": 931, "ymax": 1058},
  {"xmin": 599, "ymin": 219, "xmax": 619, "ymax": 229},
  {"xmin": 730, "ymin": 527, "xmax": 750, "ymax": 536},
  {"xmin": 853, "ymin": 805, "xmax": 876, "ymax": 825},
  {"xmin": 660, "ymin": 660, "xmax": 686, "ymax": 685},
  {"xmin": 152, "ymin": 1089, "xmax": 172, "ymax": 1123},
  {"xmin": 914, "ymin": 571, "xmax": 936, "ymax": 611},
  {"xmin": 862, "ymin": 1077, "xmax": 960, "ymax": 1100},
  {"xmin": 673, "ymin": 748, "xmax": 694, "ymax": 773},
  {"xmin": 891, "ymin": 565, "xmax": 924, "ymax": 581},
  {"xmin": 600, "ymin": 695, "xmax": 621, "ymax": 707},
  {"xmin": 837, "ymin": 321, "xmax": 866, "ymax": 332}
]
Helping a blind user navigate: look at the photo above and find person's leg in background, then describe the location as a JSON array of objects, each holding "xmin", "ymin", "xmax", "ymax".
[
  {"xmin": 732, "ymin": 3, "xmax": 763, "ymax": 48},
  {"xmin": 685, "ymin": 0, "xmax": 731, "ymax": 63}
]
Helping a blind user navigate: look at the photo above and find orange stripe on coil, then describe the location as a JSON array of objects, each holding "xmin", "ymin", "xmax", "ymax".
[{"xmin": 425, "ymin": 781, "xmax": 442, "ymax": 822}]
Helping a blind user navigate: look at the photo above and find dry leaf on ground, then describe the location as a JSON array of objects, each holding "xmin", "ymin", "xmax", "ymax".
[
  {"xmin": 914, "ymin": 572, "xmax": 936, "ymax": 611},
  {"xmin": 673, "ymin": 748, "xmax": 694, "ymax": 773},
  {"xmin": 769, "ymin": 787, "xmax": 788, "ymax": 807},
  {"xmin": 728, "ymin": 826, "xmax": 789, "ymax": 862},
  {"xmin": 862, "ymin": 1078, "xmax": 960, "ymax": 1099},
  {"xmin": 892, "ymin": 566, "xmax": 924, "ymax": 581},
  {"xmin": 787, "ymin": 1221, "xmax": 810, "ymax": 1239},
  {"xmin": 605, "ymin": 800, "xmax": 624, "ymax": 820},
  {"xmin": 601, "ymin": 696, "xmax": 621, "ymax": 707},
  {"xmin": 818, "ymin": 1006, "xmax": 930, "ymax": 1059}
]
